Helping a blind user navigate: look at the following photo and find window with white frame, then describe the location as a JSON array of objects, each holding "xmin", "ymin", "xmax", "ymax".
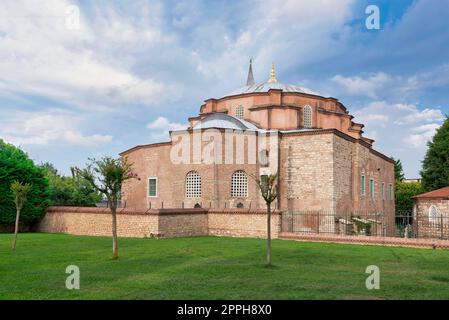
[
  {"xmin": 429, "ymin": 205, "xmax": 439, "ymax": 223},
  {"xmin": 381, "ymin": 182, "xmax": 385, "ymax": 200},
  {"xmin": 148, "ymin": 177, "xmax": 157, "ymax": 197},
  {"xmin": 369, "ymin": 178, "xmax": 375, "ymax": 199},
  {"xmin": 303, "ymin": 105, "xmax": 312, "ymax": 128},
  {"xmin": 361, "ymin": 175, "xmax": 366, "ymax": 196},
  {"xmin": 231, "ymin": 170, "xmax": 248, "ymax": 197},
  {"xmin": 185, "ymin": 171, "xmax": 201, "ymax": 198},
  {"xmin": 389, "ymin": 183, "xmax": 393, "ymax": 202},
  {"xmin": 235, "ymin": 105, "xmax": 244, "ymax": 119}
]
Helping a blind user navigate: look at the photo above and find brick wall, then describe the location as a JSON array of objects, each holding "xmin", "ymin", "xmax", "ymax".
[{"xmin": 37, "ymin": 207, "xmax": 281, "ymax": 239}]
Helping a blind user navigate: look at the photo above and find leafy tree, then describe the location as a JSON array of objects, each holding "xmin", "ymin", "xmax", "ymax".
[
  {"xmin": 395, "ymin": 181, "xmax": 425, "ymax": 213},
  {"xmin": 391, "ymin": 157, "xmax": 405, "ymax": 182},
  {"xmin": 255, "ymin": 173, "xmax": 278, "ymax": 266},
  {"xmin": 421, "ymin": 116, "xmax": 449, "ymax": 191},
  {"xmin": 40, "ymin": 163, "xmax": 101, "ymax": 207},
  {"xmin": 0, "ymin": 139, "xmax": 49, "ymax": 225},
  {"xmin": 11, "ymin": 181, "xmax": 32, "ymax": 250},
  {"xmin": 75, "ymin": 157, "xmax": 137, "ymax": 259}
]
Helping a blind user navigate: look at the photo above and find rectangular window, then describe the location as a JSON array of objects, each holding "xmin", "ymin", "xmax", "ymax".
[
  {"xmin": 369, "ymin": 178, "xmax": 375, "ymax": 199},
  {"xmin": 148, "ymin": 177, "xmax": 157, "ymax": 197},
  {"xmin": 361, "ymin": 175, "xmax": 366, "ymax": 196},
  {"xmin": 389, "ymin": 183, "xmax": 393, "ymax": 202},
  {"xmin": 235, "ymin": 105, "xmax": 244, "ymax": 119},
  {"xmin": 381, "ymin": 182, "xmax": 385, "ymax": 200}
]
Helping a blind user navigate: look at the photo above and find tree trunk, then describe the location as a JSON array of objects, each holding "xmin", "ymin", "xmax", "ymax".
[
  {"xmin": 266, "ymin": 202, "xmax": 272, "ymax": 265},
  {"xmin": 11, "ymin": 207, "xmax": 20, "ymax": 251},
  {"xmin": 111, "ymin": 204, "xmax": 119, "ymax": 260}
]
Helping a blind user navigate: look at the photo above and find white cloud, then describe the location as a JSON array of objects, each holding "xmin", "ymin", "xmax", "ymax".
[
  {"xmin": 189, "ymin": 0, "xmax": 355, "ymax": 88},
  {"xmin": 0, "ymin": 0, "xmax": 178, "ymax": 110},
  {"xmin": 146, "ymin": 116, "xmax": 186, "ymax": 141},
  {"xmin": 408, "ymin": 123, "xmax": 441, "ymax": 148},
  {"xmin": 331, "ymin": 72, "xmax": 392, "ymax": 99},
  {"xmin": 352, "ymin": 101, "xmax": 444, "ymax": 178},
  {"xmin": 330, "ymin": 64, "xmax": 449, "ymax": 101},
  {"xmin": 0, "ymin": 109, "xmax": 112, "ymax": 146}
]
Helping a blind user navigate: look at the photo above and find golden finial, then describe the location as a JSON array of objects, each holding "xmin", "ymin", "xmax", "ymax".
[{"xmin": 268, "ymin": 62, "xmax": 277, "ymax": 83}]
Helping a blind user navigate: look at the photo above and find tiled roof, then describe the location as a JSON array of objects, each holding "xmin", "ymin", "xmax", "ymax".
[{"xmin": 413, "ymin": 186, "xmax": 449, "ymax": 199}]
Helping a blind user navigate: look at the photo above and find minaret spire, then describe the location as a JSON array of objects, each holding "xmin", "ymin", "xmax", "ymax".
[
  {"xmin": 268, "ymin": 62, "xmax": 277, "ymax": 83},
  {"xmin": 246, "ymin": 58, "xmax": 255, "ymax": 86}
]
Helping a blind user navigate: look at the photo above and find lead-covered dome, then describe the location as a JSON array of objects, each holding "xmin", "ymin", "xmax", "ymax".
[
  {"xmin": 223, "ymin": 62, "xmax": 318, "ymax": 98},
  {"xmin": 225, "ymin": 81, "xmax": 317, "ymax": 97}
]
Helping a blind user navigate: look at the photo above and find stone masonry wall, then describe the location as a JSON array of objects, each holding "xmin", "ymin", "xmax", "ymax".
[
  {"xmin": 37, "ymin": 207, "xmax": 281, "ymax": 239},
  {"xmin": 414, "ymin": 198, "xmax": 449, "ymax": 239},
  {"xmin": 37, "ymin": 207, "xmax": 160, "ymax": 238},
  {"xmin": 208, "ymin": 209, "xmax": 281, "ymax": 238}
]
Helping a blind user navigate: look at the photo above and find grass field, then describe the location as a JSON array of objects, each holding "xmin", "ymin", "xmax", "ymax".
[{"xmin": 1, "ymin": 233, "xmax": 449, "ymax": 299}]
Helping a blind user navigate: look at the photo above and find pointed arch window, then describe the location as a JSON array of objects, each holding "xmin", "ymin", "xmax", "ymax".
[
  {"xmin": 303, "ymin": 105, "xmax": 312, "ymax": 128},
  {"xmin": 429, "ymin": 205, "xmax": 439, "ymax": 224},
  {"xmin": 231, "ymin": 170, "xmax": 248, "ymax": 197},
  {"xmin": 186, "ymin": 171, "xmax": 201, "ymax": 198}
]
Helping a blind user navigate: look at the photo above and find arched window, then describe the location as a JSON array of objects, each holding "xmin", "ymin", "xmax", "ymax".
[
  {"xmin": 235, "ymin": 105, "xmax": 244, "ymax": 119},
  {"xmin": 429, "ymin": 205, "xmax": 439, "ymax": 223},
  {"xmin": 231, "ymin": 170, "xmax": 248, "ymax": 197},
  {"xmin": 303, "ymin": 105, "xmax": 312, "ymax": 128},
  {"xmin": 185, "ymin": 171, "xmax": 201, "ymax": 198}
]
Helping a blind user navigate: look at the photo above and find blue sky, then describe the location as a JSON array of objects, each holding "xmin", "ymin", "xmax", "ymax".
[{"xmin": 0, "ymin": 0, "xmax": 448, "ymax": 177}]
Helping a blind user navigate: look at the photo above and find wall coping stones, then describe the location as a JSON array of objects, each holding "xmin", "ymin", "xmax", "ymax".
[{"xmin": 46, "ymin": 206, "xmax": 281, "ymax": 216}]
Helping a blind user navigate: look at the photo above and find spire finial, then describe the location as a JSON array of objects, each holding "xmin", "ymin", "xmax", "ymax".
[
  {"xmin": 268, "ymin": 62, "xmax": 277, "ymax": 83},
  {"xmin": 246, "ymin": 58, "xmax": 255, "ymax": 86}
]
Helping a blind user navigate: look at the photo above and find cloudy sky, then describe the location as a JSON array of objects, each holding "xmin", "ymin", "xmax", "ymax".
[{"xmin": 0, "ymin": 0, "xmax": 448, "ymax": 177}]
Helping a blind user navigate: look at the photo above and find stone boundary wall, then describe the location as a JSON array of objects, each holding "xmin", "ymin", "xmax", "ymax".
[
  {"xmin": 280, "ymin": 232, "xmax": 449, "ymax": 249},
  {"xmin": 37, "ymin": 207, "xmax": 281, "ymax": 239}
]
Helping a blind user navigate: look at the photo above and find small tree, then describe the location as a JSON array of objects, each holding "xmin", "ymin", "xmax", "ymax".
[
  {"xmin": 75, "ymin": 157, "xmax": 136, "ymax": 259},
  {"xmin": 391, "ymin": 157, "xmax": 405, "ymax": 182},
  {"xmin": 255, "ymin": 173, "xmax": 278, "ymax": 266},
  {"xmin": 11, "ymin": 181, "xmax": 32, "ymax": 251},
  {"xmin": 395, "ymin": 181, "xmax": 425, "ymax": 213},
  {"xmin": 421, "ymin": 116, "xmax": 449, "ymax": 191}
]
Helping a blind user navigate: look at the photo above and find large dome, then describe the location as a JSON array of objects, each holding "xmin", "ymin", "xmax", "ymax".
[
  {"xmin": 225, "ymin": 81, "xmax": 318, "ymax": 97},
  {"xmin": 223, "ymin": 62, "xmax": 319, "ymax": 98}
]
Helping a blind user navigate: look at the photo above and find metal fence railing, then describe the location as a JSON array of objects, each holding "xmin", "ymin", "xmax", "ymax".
[{"xmin": 281, "ymin": 211, "xmax": 449, "ymax": 240}]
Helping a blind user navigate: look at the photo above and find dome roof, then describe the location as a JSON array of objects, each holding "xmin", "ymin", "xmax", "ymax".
[
  {"xmin": 225, "ymin": 81, "xmax": 318, "ymax": 97},
  {"xmin": 192, "ymin": 113, "xmax": 260, "ymax": 131},
  {"xmin": 223, "ymin": 62, "xmax": 319, "ymax": 98}
]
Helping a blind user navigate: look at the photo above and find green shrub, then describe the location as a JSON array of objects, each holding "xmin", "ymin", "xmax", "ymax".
[
  {"xmin": 395, "ymin": 181, "xmax": 425, "ymax": 213},
  {"xmin": 0, "ymin": 140, "xmax": 50, "ymax": 225}
]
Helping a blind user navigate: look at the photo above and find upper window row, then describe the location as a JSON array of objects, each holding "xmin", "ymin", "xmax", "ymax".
[
  {"xmin": 233, "ymin": 105, "xmax": 312, "ymax": 128},
  {"xmin": 148, "ymin": 170, "xmax": 249, "ymax": 199},
  {"xmin": 361, "ymin": 175, "xmax": 393, "ymax": 201}
]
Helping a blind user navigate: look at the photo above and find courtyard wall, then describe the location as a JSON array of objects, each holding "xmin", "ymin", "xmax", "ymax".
[{"xmin": 36, "ymin": 206, "xmax": 281, "ymax": 239}]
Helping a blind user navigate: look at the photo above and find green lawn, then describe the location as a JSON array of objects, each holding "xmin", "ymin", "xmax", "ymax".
[{"xmin": 1, "ymin": 233, "xmax": 449, "ymax": 299}]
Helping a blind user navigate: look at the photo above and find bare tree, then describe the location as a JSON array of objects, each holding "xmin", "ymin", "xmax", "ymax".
[
  {"xmin": 75, "ymin": 157, "xmax": 137, "ymax": 259},
  {"xmin": 11, "ymin": 181, "xmax": 32, "ymax": 251},
  {"xmin": 254, "ymin": 173, "xmax": 278, "ymax": 265}
]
